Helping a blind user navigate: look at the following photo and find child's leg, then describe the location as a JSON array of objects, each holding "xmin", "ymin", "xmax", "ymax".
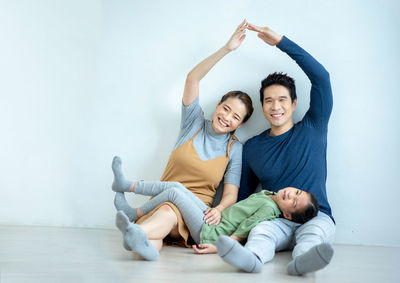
[
  {"xmin": 135, "ymin": 180, "xmax": 198, "ymax": 199},
  {"xmin": 114, "ymin": 181, "xmax": 207, "ymax": 222},
  {"xmin": 111, "ymin": 156, "xmax": 133, "ymax": 192},
  {"xmin": 136, "ymin": 184, "xmax": 207, "ymax": 244},
  {"xmin": 114, "ymin": 192, "xmax": 138, "ymax": 222}
]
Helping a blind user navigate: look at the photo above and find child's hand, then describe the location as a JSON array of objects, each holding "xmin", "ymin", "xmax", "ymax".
[
  {"xmin": 230, "ymin": 235, "xmax": 243, "ymax": 242},
  {"xmin": 192, "ymin": 244, "xmax": 217, "ymax": 254}
]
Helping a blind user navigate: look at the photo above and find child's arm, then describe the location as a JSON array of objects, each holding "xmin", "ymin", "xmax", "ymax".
[
  {"xmin": 192, "ymin": 243, "xmax": 217, "ymax": 254},
  {"xmin": 231, "ymin": 206, "xmax": 277, "ymax": 239},
  {"xmin": 191, "ymin": 235, "xmax": 243, "ymax": 254},
  {"xmin": 230, "ymin": 235, "xmax": 243, "ymax": 242}
]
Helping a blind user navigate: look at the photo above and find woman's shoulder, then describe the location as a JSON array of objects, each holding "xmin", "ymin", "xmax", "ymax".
[{"xmin": 229, "ymin": 137, "xmax": 243, "ymax": 157}]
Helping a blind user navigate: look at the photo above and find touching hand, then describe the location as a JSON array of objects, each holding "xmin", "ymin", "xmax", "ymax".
[
  {"xmin": 192, "ymin": 243, "xmax": 217, "ymax": 254},
  {"xmin": 203, "ymin": 207, "xmax": 222, "ymax": 225},
  {"xmin": 224, "ymin": 19, "xmax": 248, "ymax": 51},
  {"xmin": 246, "ymin": 23, "xmax": 283, "ymax": 46}
]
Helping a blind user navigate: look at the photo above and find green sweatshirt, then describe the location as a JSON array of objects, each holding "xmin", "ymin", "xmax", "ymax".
[{"xmin": 201, "ymin": 190, "xmax": 281, "ymax": 244}]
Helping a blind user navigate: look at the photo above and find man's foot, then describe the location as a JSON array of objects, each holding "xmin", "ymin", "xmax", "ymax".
[
  {"xmin": 112, "ymin": 156, "xmax": 132, "ymax": 192},
  {"xmin": 216, "ymin": 235, "xmax": 262, "ymax": 273},
  {"xmin": 115, "ymin": 211, "xmax": 159, "ymax": 261},
  {"xmin": 287, "ymin": 242, "xmax": 334, "ymax": 275}
]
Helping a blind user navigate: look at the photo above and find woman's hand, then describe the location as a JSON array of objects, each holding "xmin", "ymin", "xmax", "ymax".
[
  {"xmin": 246, "ymin": 23, "xmax": 283, "ymax": 46},
  {"xmin": 192, "ymin": 243, "xmax": 217, "ymax": 254},
  {"xmin": 203, "ymin": 207, "xmax": 222, "ymax": 225},
  {"xmin": 224, "ymin": 19, "xmax": 248, "ymax": 51}
]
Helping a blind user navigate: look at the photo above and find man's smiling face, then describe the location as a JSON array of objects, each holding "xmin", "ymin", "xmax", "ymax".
[{"xmin": 262, "ymin": 84, "xmax": 297, "ymax": 136}]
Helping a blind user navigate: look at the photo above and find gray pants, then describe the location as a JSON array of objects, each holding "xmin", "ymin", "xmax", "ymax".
[
  {"xmin": 135, "ymin": 181, "xmax": 208, "ymax": 244},
  {"xmin": 245, "ymin": 211, "xmax": 335, "ymax": 263}
]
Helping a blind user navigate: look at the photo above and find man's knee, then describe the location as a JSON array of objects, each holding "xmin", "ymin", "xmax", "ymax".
[{"xmin": 295, "ymin": 213, "xmax": 335, "ymax": 242}]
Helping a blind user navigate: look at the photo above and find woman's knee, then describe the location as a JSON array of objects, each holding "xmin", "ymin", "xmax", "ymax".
[{"xmin": 158, "ymin": 204, "xmax": 175, "ymax": 214}]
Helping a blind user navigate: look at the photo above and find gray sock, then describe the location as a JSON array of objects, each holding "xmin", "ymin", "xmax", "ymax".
[
  {"xmin": 114, "ymin": 192, "xmax": 138, "ymax": 222},
  {"xmin": 115, "ymin": 211, "xmax": 159, "ymax": 261},
  {"xmin": 216, "ymin": 235, "xmax": 262, "ymax": 273},
  {"xmin": 287, "ymin": 242, "xmax": 334, "ymax": 275},
  {"xmin": 112, "ymin": 156, "xmax": 132, "ymax": 192}
]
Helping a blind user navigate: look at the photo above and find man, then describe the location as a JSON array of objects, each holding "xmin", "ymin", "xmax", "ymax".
[{"xmin": 215, "ymin": 23, "xmax": 335, "ymax": 276}]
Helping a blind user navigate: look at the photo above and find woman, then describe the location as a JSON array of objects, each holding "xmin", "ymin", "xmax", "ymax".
[{"xmin": 111, "ymin": 20, "xmax": 253, "ymax": 260}]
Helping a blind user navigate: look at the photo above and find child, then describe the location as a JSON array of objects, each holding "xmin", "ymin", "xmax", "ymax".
[{"xmin": 113, "ymin": 157, "xmax": 319, "ymax": 256}]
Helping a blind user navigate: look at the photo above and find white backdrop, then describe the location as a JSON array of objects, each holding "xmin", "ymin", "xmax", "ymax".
[{"xmin": 1, "ymin": 0, "xmax": 399, "ymax": 247}]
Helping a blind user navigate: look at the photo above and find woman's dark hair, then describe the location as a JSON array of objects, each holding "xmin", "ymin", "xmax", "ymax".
[
  {"xmin": 291, "ymin": 192, "xmax": 319, "ymax": 224},
  {"xmin": 259, "ymin": 72, "xmax": 297, "ymax": 104},
  {"xmin": 219, "ymin": 90, "xmax": 254, "ymax": 123}
]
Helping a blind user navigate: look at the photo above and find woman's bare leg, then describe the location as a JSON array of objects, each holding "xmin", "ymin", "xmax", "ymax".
[
  {"xmin": 149, "ymin": 240, "xmax": 163, "ymax": 251},
  {"xmin": 139, "ymin": 205, "xmax": 179, "ymax": 251},
  {"xmin": 115, "ymin": 211, "xmax": 159, "ymax": 261}
]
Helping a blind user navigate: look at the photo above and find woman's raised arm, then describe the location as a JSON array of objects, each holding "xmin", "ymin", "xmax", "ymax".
[{"xmin": 183, "ymin": 20, "xmax": 247, "ymax": 106}]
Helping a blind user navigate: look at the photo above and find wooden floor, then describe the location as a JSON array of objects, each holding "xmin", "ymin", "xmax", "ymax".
[{"xmin": 0, "ymin": 225, "xmax": 399, "ymax": 283}]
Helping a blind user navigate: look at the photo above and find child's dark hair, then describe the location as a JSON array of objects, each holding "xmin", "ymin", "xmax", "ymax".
[{"xmin": 291, "ymin": 192, "xmax": 319, "ymax": 224}]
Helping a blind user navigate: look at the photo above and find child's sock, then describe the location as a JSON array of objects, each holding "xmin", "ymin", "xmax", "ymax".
[
  {"xmin": 114, "ymin": 192, "xmax": 138, "ymax": 222},
  {"xmin": 286, "ymin": 243, "xmax": 334, "ymax": 276},
  {"xmin": 216, "ymin": 235, "xmax": 262, "ymax": 273},
  {"xmin": 115, "ymin": 211, "xmax": 159, "ymax": 261},
  {"xmin": 112, "ymin": 156, "xmax": 132, "ymax": 192}
]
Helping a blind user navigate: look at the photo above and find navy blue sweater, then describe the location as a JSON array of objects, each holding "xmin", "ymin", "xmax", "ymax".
[{"xmin": 239, "ymin": 36, "xmax": 334, "ymax": 220}]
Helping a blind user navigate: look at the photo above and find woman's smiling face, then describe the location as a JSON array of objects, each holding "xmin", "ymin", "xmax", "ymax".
[{"xmin": 211, "ymin": 97, "xmax": 247, "ymax": 134}]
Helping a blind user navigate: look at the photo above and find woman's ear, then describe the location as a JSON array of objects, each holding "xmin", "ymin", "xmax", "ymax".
[{"xmin": 283, "ymin": 212, "xmax": 292, "ymax": 221}]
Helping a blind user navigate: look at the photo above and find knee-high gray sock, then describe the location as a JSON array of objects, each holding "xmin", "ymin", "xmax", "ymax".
[
  {"xmin": 114, "ymin": 192, "xmax": 138, "ymax": 222},
  {"xmin": 115, "ymin": 211, "xmax": 159, "ymax": 261},
  {"xmin": 112, "ymin": 156, "xmax": 132, "ymax": 192},
  {"xmin": 216, "ymin": 235, "xmax": 262, "ymax": 273},
  {"xmin": 287, "ymin": 242, "xmax": 334, "ymax": 275}
]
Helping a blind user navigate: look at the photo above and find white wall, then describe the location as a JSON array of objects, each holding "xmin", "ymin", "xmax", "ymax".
[{"xmin": 1, "ymin": 0, "xmax": 399, "ymax": 247}]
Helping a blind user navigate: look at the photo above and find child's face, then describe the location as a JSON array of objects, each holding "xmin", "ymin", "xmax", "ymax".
[{"xmin": 275, "ymin": 187, "xmax": 311, "ymax": 221}]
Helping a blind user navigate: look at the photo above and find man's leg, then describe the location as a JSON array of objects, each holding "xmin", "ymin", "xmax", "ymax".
[
  {"xmin": 217, "ymin": 218, "xmax": 296, "ymax": 273},
  {"xmin": 287, "ymin": 212, "xmax": 335, "ymax": 275}
]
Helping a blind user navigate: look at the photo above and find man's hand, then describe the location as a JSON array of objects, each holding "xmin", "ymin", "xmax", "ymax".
[
  {"xmin": 192, "ymin": 243, "xmax": 217, "ymax": 254},
  {"xmin": 247, "ymin": 23, "xmax": 283, "ymax": 46},
  {"xmin": 224, "ymin": 19, "xmax": 248, "ymax": 51},
  {"xmin": 204, "ymin": 207, "xmax": 222, "ymax": 225}
]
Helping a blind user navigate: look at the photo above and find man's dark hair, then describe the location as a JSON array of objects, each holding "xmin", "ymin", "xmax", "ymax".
[
  {"xmin": 291, "ymin": 192, "xmax": 319, "ymax": 224},
  {"xmin": 259, "ymin": 72, "xmax": 297, "ymax": 104}
]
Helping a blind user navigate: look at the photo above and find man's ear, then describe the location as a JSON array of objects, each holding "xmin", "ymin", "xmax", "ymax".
[
  {"xmin": 283, "ymin": 212, "xmax": 292, "ymax": 221},
  {"xmin": 292, "ymin": 98, "xmax": 297, "ymax": 110},
  {"xmin": 237, "ymin": 122, "xmax": 244, "ymax": 129}
]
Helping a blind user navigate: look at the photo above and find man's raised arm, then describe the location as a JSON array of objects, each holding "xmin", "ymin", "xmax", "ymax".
[{"xmin": 247, "ymin": 23, "xmax": 333, "ymax": 126}]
